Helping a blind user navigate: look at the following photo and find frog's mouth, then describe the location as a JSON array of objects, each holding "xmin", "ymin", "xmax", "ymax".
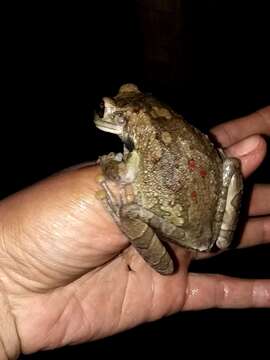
[{"xmin": 94, "ymin": 113, "xmax": 123, "ymax": 135}]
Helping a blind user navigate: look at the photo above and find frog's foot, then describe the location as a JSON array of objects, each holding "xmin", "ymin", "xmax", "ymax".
[{"xmin": 215, "ymin": 158, "xmax": 243, "ymax": 250}]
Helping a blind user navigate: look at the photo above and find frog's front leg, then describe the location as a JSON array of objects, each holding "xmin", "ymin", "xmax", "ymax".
[
  {"xmin": 215, "ymin": 157, "xmax": 243, "ymax": 249},
  {"xmin": 96, "ymin": 152, "xmax": 126, "ymax": 224},
  {"xmin": 97, "ymin": 151, "xmax": 140, "ymax": 219},
  {"xmin": 98, "ymin": 152, "xmax": 126, "ymax": 182}
]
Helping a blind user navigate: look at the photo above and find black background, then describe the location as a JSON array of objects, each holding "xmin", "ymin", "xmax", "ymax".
[{"xmin": 1, "ymin": 1, "xmax": 269, "ymax": 359}]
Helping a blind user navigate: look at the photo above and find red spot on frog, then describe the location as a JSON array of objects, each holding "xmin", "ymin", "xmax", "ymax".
[
  {"xmin": 188, "ymin": 159, "xmax": 196, "ymax": 170},
  {"xmin": 199, "ymin": 168, "xmax": 207, "ymax": 177},
  {"xmin": 191, "ymin": 191, "xmax": 197, "ymax": 201}
]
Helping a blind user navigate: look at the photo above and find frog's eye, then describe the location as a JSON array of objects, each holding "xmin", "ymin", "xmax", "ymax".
[
  {"xmin": 97, "ymin": 100, "xmax": 105, "ymax": 118},
  {"xmin": 114, "ymin": 112, "xmax": 126, "ymax": 125},
  {"xmin": 118, "ymin": 116, "xmax": 126, "ymax": 125}
]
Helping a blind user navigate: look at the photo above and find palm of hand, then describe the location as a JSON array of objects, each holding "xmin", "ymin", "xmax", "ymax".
[{"xmin": 3, "ymin": 166, "xmax": 192, "ymax": 353}]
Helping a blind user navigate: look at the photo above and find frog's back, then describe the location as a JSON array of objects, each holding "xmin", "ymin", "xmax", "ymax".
[{"xmin": 133, "ymin": 96, "xmax": 224, "ymax": 250}]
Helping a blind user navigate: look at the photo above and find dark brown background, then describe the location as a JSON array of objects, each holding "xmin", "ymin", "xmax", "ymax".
[{"xmin": 1, "ymin": 1, "xmax": 269, "ymax": 358}]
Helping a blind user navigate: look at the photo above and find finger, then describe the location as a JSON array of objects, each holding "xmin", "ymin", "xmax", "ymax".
[
  {"xmin": 194, "ymin": 215, "xmax": 269, "ymax": 260},
  {"xmin": 211, "ymin": 106, "xmax": 270, "ymax": 148},
  {"xmin": 237, "ymin": 216, "xmax": 270, "ymax": 248},
  {"xmin": 183, "ymin": 273, "xmax": 270, "ymax": 310},
  {"xmin": 225, "ymin": 135, "xmax": 267, "ymax": 178},
  {"xmin": 248, "ymin": 184, "xmax": 270, "ymax": 216}
]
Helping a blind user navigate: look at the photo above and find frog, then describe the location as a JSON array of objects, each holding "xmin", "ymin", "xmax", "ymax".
[{"xmin": 94, "ymin": 83, "xmax": 243, "ymax": 275}]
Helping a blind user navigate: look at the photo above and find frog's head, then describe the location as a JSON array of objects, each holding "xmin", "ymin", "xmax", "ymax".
[{"xmin": 94, "ymin": 83, "xmax": 142, "ymax": 146}]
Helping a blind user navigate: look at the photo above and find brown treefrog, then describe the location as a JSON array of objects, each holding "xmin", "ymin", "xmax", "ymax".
[{"xmin": 94, "ymin": 83, "xmax": 243, "ymax": 275}]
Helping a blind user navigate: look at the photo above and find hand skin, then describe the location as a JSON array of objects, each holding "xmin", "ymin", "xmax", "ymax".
[{"xmin": 0, "ymin": 107, "xmax": 269, "ymax": 358}]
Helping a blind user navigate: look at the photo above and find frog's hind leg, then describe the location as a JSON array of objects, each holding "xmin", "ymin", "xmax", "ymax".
[
  {"xmin": 214, "ymin": 157, "xmax": 243, "ymax": 250},
  {"xmin": 120, "ymin": 203, "xmax": 191, "ymax": 274},
  {"xmin": 96, "ymin": 176, "xmax": 174, "ymax": 275},
  {"xmin": 120, "ymin": 216, "xmax": 174, "ymax": 275}
]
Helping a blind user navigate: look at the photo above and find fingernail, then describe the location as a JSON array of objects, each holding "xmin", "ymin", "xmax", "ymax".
[{"xmin": 228, "ymin": 136, "xmax": 260, "ymax": 157}]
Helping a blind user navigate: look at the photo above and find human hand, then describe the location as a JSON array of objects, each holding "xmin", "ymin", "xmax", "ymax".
[
  {"xmin": 211, "ymin": 106, "xmax": 270, "ymax": 249},
  {"xmin": 0, "ymin": 107, "xmax": 269, "ymax": 358}
]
